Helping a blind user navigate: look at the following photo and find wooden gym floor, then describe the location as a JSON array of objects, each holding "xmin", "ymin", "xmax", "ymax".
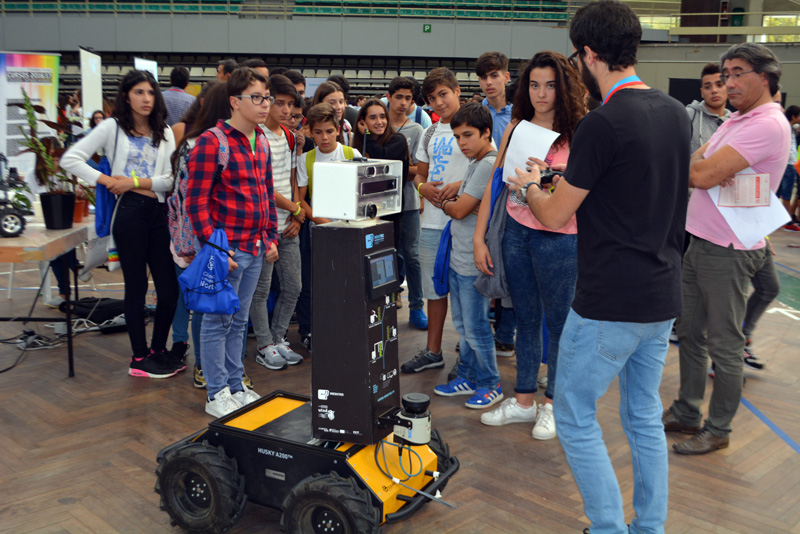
[{"xmin": 0, "ymin": 230, "xmax": 799, "ymax": 534}]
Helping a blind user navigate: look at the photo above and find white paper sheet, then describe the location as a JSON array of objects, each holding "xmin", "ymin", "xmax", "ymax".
[
  {"xmin": 502, "ymin": 121, "xmax": 560, "ymax": 184},
  {"xmin": 708, "ymin": 167, "xmax": 790, "ymax": 248}
]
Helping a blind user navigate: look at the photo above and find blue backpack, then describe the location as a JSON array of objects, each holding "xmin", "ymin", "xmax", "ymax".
[
  {"xmin": 177, "ymin": 228, "xmax": 240, "ymax": 315},
  {"xmin": 431, "ymin": 220, "xmax": 452, "ymax": 296}
]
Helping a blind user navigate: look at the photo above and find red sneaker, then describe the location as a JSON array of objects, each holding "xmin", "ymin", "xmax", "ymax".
[{"xmin": 783, "ymin": 222, "xmax": 800, "ymax": 232}]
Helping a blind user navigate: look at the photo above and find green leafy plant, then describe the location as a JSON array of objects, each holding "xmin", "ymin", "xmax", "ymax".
[
  {"xmin": 9, "ymin": 88, "xmax": 95, "ymax": 205},
  {"xmin": 10, "ymin": 181, "xmax": 33, "ymax": 213}
]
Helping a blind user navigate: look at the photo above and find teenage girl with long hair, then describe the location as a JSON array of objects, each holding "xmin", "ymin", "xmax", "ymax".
[
  {"xmin": 313, "ymin": 81, "xmax": 352, "ymax": 146},
  {"xmin": 61, "ymin": 69, "xmax": 180, "ymax": 379},
  {"xmin": 352, "ymin": 98, "xmax": 411, "ymax": 247},
  {"xmin": 474, "ymin": 51, "xmax": 586, "ymax": 439}
]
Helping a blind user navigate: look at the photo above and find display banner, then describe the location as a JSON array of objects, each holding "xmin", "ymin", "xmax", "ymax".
[
  {"xmin": 79, "ymin": 48, "xmax": 103, "ymax": 129},
  {"xmin": 0, "ymin": 52, "xmax": 60, "ymax": 178},
  {"xmin": 134, "ymin": 57, "xmax": 158, "ymax": 82}
]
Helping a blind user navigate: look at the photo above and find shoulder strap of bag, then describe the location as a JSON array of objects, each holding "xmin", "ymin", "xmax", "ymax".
[
  {"xmin": 307, "ymin": 148, "xmax": 316, "ymax": 182},
  {"xmin": 208, "ymin": 126, "xmax": 230, "ymax": 179},
  {"xmin": 498, "ymin": 121, "xmax": 519, "ymax": 166},
  {"xmin": 343, "ymin": 145, "xmax": 354, "ymax": 160},
  {"xmin": 421, "ymin": 121, "xmax": 439, "ymax": 157},
  {"xmin": 279, "ymin": 124, "xmax": 296, "ymax": 151},
  {"xmin": 415, "ymin": 106, "xmax": 423, "ymax": 124}
]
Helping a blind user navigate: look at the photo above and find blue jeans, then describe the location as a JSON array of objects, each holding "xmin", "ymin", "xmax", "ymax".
[
  {"xmin": 496, "ymin": 304, "xmax": 550, "ymax": 364},
  {"xmin": 202, "ymin": 247, "xmax": 264, "ymax": 398},
  {"xmin": 449, "ymin": 268, "xmax": 499, "ymax": 389},
  {"xmin": 296, "ymin": 219, "xmax": 312, "ymax": 337},
  {"xmin": 502, "ymin": 217, "xmax": 577, "ymax": 398},
  {"xmin": 777, "ymin": 163, "xmax": 799, "ymax": 200},
  {"xmin": 555, "ymin": 309, "xmax": 673, "ymax": 534},
  {"xmin": 398, "ymin": 209, "xmax": 424, "ymax": 311},
  {"xmin": 494, "ymin": 305, "xmax": 516, "ymax": 344},
  {"xmin": 172, "ymin": 264, "xmax": 203, "ymax": 366}
]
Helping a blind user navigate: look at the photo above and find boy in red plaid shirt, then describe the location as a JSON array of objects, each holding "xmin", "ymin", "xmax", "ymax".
[{"xmin": 187, "ymin": 67, "xmax": 280, "ymax": 418}]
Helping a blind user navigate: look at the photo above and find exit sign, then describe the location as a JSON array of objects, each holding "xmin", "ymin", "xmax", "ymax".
[{"xmin": 423, "ymin": 24, "xmax": 432, "ymax": 33}]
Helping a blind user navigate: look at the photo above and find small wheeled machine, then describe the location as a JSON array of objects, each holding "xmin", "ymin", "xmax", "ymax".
[
  {"xmin": 0, "ymin": 155, "xmax": 27, "ymax": 238},
  {"xmin": 155, "ymin": 159, "xmax": 459, "ymax": 533}
]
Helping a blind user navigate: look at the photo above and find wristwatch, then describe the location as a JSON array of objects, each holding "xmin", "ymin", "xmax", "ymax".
[{"xmin": 518, "ymin": 181, "xmax": 542, "ymax": 203}]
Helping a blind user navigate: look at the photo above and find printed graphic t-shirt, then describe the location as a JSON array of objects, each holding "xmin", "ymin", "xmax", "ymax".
[{"xmin": 415, "ymin": 121, "xmax": 470, "ymax": 230}]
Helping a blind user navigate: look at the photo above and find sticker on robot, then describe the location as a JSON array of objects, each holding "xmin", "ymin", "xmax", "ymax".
[{"xmin": 318, "ymin": 408, "xmax": 335, "ymax": 420}]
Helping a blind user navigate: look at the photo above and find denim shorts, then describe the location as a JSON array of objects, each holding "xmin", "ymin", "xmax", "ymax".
[
  {"xmin": 777, "ymin": 164, "xmax": 799, "ymax": 200},
  {"xmin": 419, "ymin": 227, "xmax": 445, "ymax": 301}
]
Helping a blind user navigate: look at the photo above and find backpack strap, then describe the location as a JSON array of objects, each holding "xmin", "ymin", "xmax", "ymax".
[
  {"xmin": 279, "ymin": 124, "xmax": 296, "ymax": 152},
  {"xmin": 342, "ymin": 146, "xmax": 354, "ymax": 160},
  {"xmin": 208, "ymin": 126, "xmax": 229, "ymax": 177},
  {"xmin": 421, "ymin": 121, "xmax": 439, "ymax": 158},
  {"xmin": 306, "ymin": 149, "xmax": 317, "ymax": 198},
  {"xmin": 415, "ymin": 106, "xmax": 422, "ymax": 124}
]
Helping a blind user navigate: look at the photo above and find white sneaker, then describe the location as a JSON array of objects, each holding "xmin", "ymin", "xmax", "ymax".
[
  {"xmin": 276, "ymin": 339, "xmax": 303, "ymax": 365},
  {"xmin": 232, "ymin": 382, "xmax": 261, "ymax": 406},
  {"xmin": 532, "ymin": 402, "xmax": 556, "ymax": 440},
  {"xmin": 205, "ymin": 386, "xmax": 243, "ymax": 418},
  {"xmin": 480, "ymin": 398, "xmax": 538, "ymax": 426},
  {"xmin": 255, "ymin": 344, "xmax": 288, "ymax": 370},
  {"xmin": 538, "ymin": 374, "xmax": 548, "ymax": 390}
]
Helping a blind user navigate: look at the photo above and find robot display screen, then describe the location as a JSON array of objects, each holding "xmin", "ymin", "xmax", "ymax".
[{"xmin": 369, "ymin": 254, "xmax": 396, "ymax": 289}]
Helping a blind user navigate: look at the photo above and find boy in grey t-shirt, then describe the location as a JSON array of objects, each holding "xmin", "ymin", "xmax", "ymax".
[{"xmin": 432, "ymin": 104, "xmax": 502, "ymax": 410}]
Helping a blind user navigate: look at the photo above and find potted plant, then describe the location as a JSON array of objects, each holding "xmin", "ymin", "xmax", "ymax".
[{"xmin": 9, "ymin": 89, "xmax": 95, "ymax": 230}]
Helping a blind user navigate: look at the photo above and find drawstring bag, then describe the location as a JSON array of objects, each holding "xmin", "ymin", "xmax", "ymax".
[
  {"xmin": 178, "ymin": 228, "xmax": 240, "ymax": 315},
  {"xmin": 474, "ymin": 166, "xmax": 511, "ymax": 299},
  {"xmin": 432, "ymin": 220, "xmax": 452, "ymax": 296}
]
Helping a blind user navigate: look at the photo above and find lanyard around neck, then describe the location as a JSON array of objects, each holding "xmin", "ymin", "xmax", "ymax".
[{"xmin": 602, "ymin": 75, "xmax": 645, "ymax": 106}]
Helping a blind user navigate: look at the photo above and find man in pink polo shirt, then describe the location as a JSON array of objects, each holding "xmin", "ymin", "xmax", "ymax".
[{"xmin": 663, "ymin": 43, "xmax": 791, "ymax": 455}]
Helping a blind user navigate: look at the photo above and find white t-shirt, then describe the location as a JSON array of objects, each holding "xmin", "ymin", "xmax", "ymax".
[
  {"xmin": 415, "ymin": 121, "xmax": 470, "ymax": 230},
  {"xmin": 263, "ymin": 126, "xmax": 297, "ymax": 232},
  {"xmin": 297, "ymin": 143, "xmax": 362, "ymax": 190}
]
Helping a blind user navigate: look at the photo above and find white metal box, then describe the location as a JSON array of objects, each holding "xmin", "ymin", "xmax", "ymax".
[{"xmin": 312, "ymin": 159, "xmax": 402, "ymax": 221}]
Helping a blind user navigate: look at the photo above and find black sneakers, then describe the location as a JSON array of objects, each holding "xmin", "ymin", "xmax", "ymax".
[
  {"xmin": 156, "ymin": 347, "xmax": 186, "ymax": 372},
  {"xmin": 170, "ymin": 341, "xmax": 189, "ymax": 364},
  {"xmin": 401, "ymin": 348, "xmax": 444, "ymax": 373},
  {"xmin": 301, "ymin": 333, "xmax": 312, "ymax": 351},
  {"xmin": 743, "ymin": 347, "xmax": 765, "ymax": 370},
  {"xmin": 129, "ymin": 353, "xmax": 180, "ymax": 379}
]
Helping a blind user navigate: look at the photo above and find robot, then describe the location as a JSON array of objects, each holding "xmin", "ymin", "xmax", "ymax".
[{"xmin": 155, "ymin": 159, "xmax": 459, "ymax": 534}]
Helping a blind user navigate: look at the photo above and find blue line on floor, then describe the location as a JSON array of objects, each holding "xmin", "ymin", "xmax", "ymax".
[
  {"xmin": 741, "ymin": 396, "xmax": 800, "ymax": 455},
  {"xmin": 775, "ymin": 261, "xmax": 800, "ymax": 276}
]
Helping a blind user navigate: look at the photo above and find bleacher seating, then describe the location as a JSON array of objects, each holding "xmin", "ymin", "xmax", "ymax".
[
  {"xmin": 2, "ymin": 0, "xmax": 245, "ymax": 14},
  {"xmin": 291, "ymin": 0, "xmax": 569, "ymax": 21}
]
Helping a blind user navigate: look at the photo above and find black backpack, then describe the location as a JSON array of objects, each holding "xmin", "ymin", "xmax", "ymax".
[{"xmin": 59, "ymin": 297, "xmax": 125, "ymax": 323}]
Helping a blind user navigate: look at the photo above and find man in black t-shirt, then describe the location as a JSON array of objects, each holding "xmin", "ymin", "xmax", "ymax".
[{"xmin": 508, "ymin": 2, "xmax": 689, "ymax": 532}]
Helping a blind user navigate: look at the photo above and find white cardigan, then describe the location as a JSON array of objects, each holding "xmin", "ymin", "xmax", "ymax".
[{"xmin": 60, "ymin": 117, "xmax": 176, "ymax": 203}]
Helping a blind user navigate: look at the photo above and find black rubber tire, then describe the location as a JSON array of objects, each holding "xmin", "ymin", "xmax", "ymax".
[
  {"xmin": 427, "ymin": 429, "xmax": 451, "ymax": 491},
  {"xmin": 154, "ymin": 440, "xmax": 246, "ymax": 534},
  {"xmin": 0, "ymin": 207, "xmax": 25, "ymax": 238},
  {"xmin": 282, "ymin": 472, "xmax": 381, "ymax": 534}
]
